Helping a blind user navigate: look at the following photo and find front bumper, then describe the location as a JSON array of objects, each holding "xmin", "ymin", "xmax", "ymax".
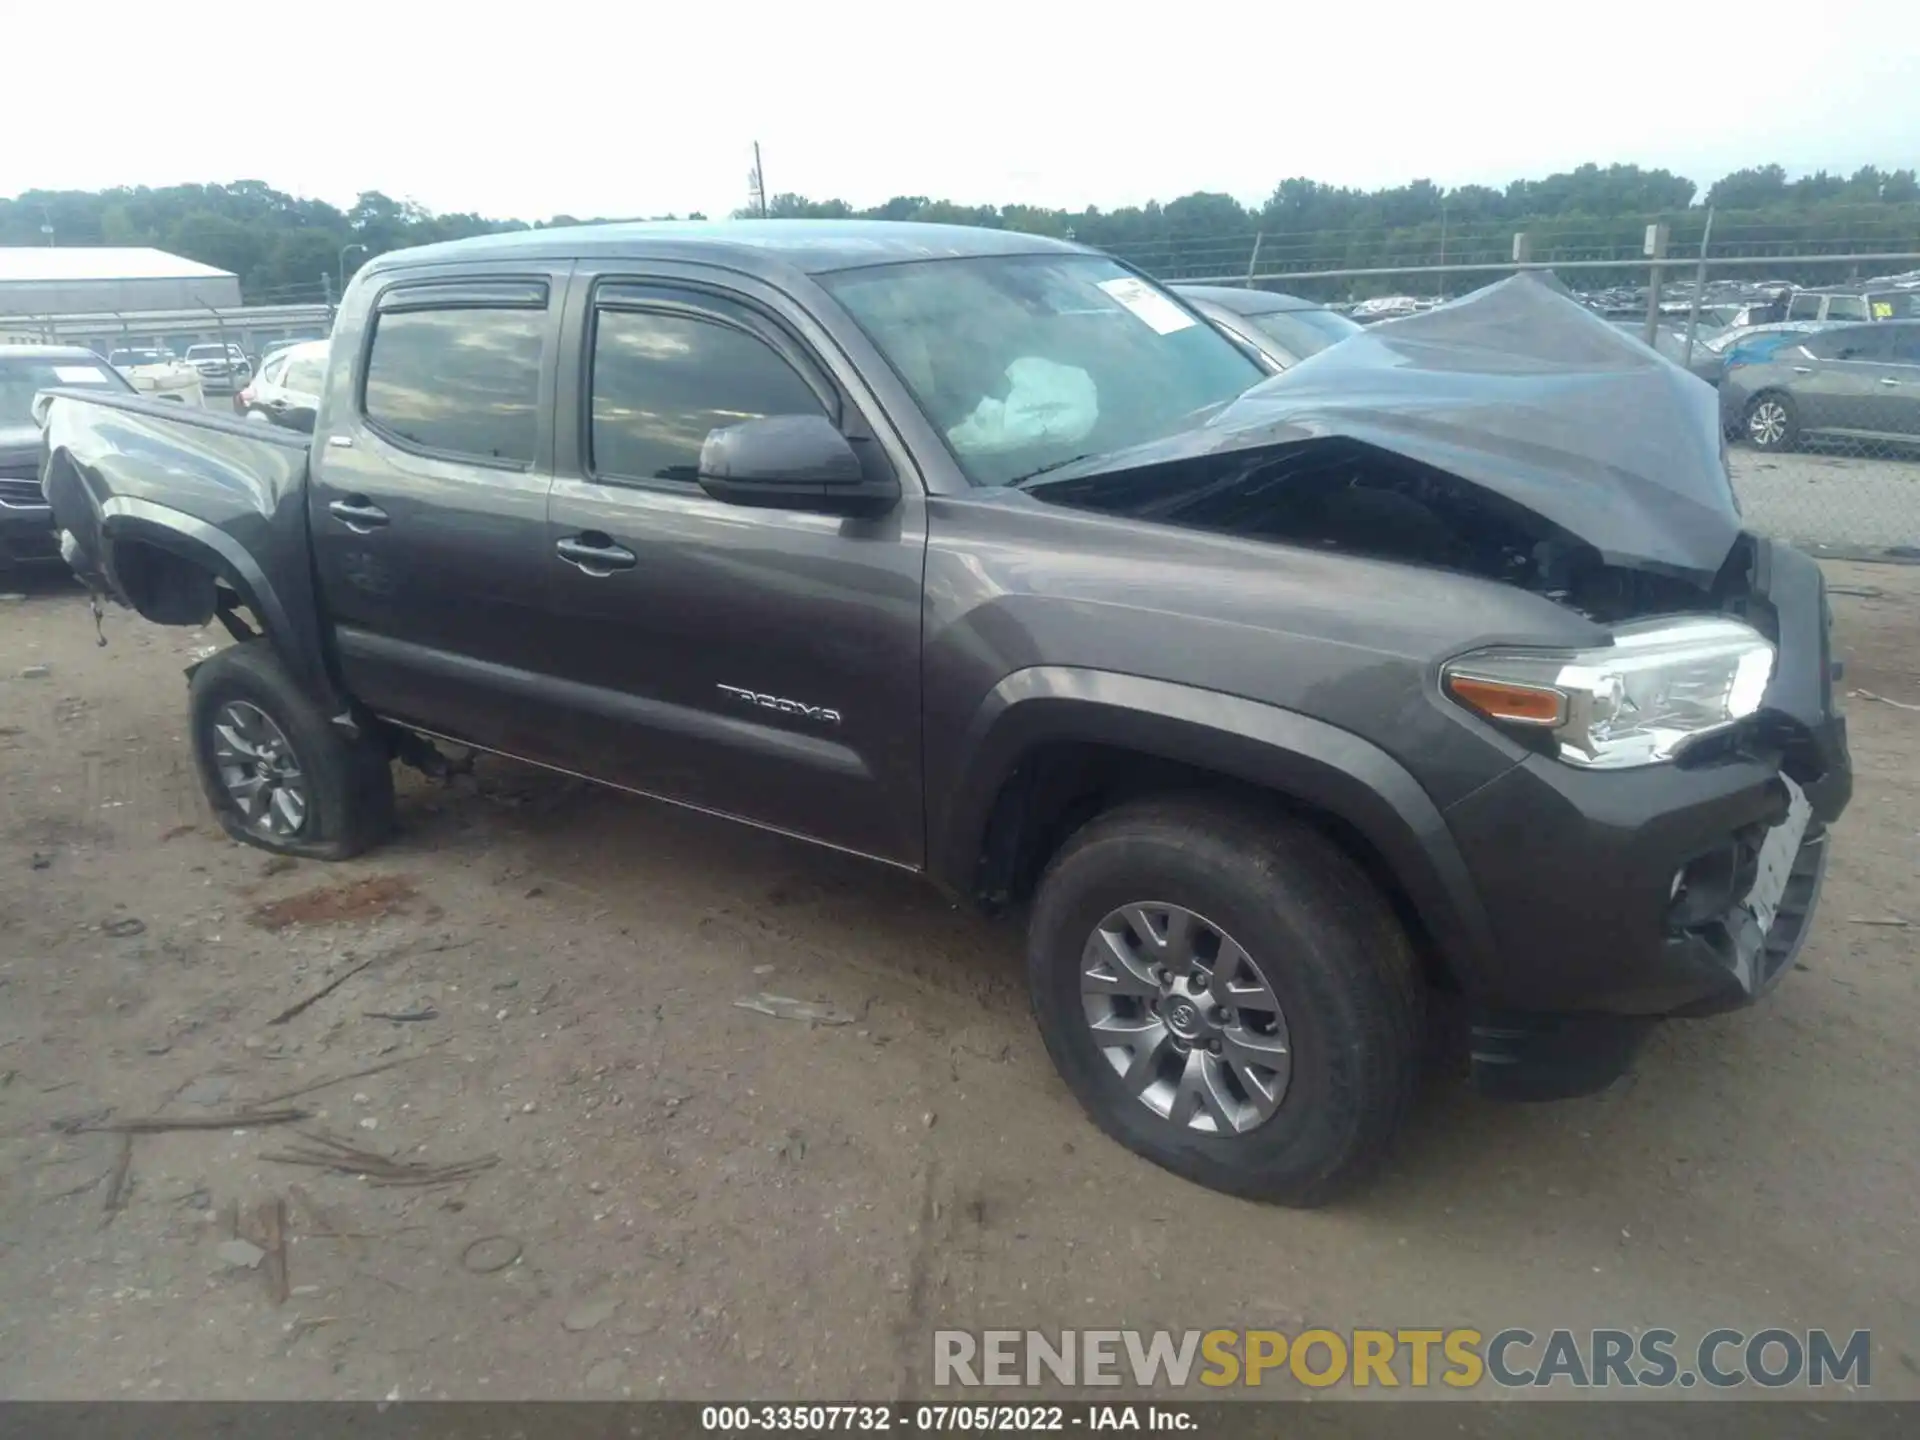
[{"xmin": 1436, "ymin": 540, "xmax": 1851, "ymax": 1093}]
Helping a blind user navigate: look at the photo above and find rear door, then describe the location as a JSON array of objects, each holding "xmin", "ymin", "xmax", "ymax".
[
  {"xmin": 1791, "ymin": 328, "xmax": 1882, "ymax": 435},
  {"xmin": 310, "ymin": 263, "xmax": 576, "ymax": 758},
  {"xmin": 1866, "ymin": 326, "xmax": 1920, "ymax": 436},
  {"xmin": 539, "ymin": 267, "xmax": 928, "ymax": 865}
]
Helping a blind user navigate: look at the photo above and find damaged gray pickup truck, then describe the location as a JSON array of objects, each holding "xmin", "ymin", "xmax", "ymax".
[{"xmin": 34, "ymin": 223, "xmax": 1851, "ymax": 1204}]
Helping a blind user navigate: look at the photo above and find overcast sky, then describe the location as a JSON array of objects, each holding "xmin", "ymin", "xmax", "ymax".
[{"xmin": 8, "ymin": 1, "xmax": 1915, "ymax": 220}]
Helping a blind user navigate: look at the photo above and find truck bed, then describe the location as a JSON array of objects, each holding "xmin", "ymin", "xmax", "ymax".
[{"xmin": 38, "ymin": 388, "xmax": 337, "ymax": 705}]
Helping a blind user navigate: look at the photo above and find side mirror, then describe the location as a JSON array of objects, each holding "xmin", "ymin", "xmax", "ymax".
[{"xmin": 698, "ymin": 415, "xmax": 899, "ymax": 518}]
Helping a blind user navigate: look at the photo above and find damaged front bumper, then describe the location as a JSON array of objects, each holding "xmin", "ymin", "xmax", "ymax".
[{"xmin": 1440, "ymin": 539, "xmax": 1851, "ymax": 1099}]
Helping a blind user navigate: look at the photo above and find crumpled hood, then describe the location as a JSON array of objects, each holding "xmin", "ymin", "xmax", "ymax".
[{"xmin": 1033, "ymin": 274, "xmax": 1742, "ymax": 582}]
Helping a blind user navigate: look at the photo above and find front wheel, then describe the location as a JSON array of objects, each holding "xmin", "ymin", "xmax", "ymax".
[
  {"xmin": 1745, "ymin": 392, "xmax": 1800, "ymax": 451},
  {"xmin": 188, "ymin": 643, "xmax": 394, "ymax": 859},
  {"xmin": 1027, "ymin": 796, "xmax": 1422, "ymax": 1206}
]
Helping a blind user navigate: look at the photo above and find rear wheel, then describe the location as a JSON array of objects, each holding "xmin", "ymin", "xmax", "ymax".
[
  {"xmin": 1027, "ymin": 796, "xmax": 1423, "ymax": 1205},
  {"xmin": 188, "ymin": 643, "xmax": 393, "ymax": 859},
  {"xmin": 1745, "ymin": 392, "xmax": 1800, "ymax": 451}
]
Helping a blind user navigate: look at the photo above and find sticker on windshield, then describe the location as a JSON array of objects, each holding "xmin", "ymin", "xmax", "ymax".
[
  {"xmin": 53, "ymin": 366, "xmax": 110, "ymax": 383},
  {"xmin": 1097, "ymin": 277, "xmax": 1197, "ymax": 336},
  {"xmin": 1872, "ymin": 301, "xmax": 1894, "ymax": 319}
]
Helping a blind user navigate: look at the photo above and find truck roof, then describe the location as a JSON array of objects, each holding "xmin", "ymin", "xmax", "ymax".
[{"xmin": 363, "ymin": 220, "xmax": 1086, "ymax": 280}]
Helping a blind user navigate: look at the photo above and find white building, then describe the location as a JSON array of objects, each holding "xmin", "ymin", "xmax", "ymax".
[{"xmin": 0, "ymin": 247, "xmax": 242, "ymax": 316}]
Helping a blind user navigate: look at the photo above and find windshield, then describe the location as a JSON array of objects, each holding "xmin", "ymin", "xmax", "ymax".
[
  {"xmin": 1, "ymin": 356, "xmax": 125, "ymax": 422},
  {"xmin": 186, "ymin": 345, "xmax": 229, "ymax": 359},
  {"xmin": 110, "ymin": 349, "xmax": 170, "ymax": 366},
  {"xmin": 820, "ymin": 255, "xmax": 1261, "ymax": 487},
  {"xmin": 1249, "ymin": 307, "xmax": 1362, "ymax": 361}
]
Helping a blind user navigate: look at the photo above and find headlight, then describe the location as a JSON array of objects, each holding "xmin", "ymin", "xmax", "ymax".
[{"xmin": 1442, "ymin": 616, "xmax": 1775, "ymax": 769}]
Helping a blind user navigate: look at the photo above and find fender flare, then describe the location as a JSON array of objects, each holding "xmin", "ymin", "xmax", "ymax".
[
  {"xmin": 97, "ymin": 496, "xmax": 347, "ymax": 716},
  {"xmin": 930, "ymin": 666, "xmax": 1500, "ymax": 993}
]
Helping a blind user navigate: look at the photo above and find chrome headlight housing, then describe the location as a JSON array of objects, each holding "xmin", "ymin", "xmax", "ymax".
[{"xmin": 1442, "ymin": 616, "xmax": 1775, "ymax": 770}]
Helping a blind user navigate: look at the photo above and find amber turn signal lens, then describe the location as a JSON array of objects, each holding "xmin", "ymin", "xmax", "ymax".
[{"xmin": 1444, "ymin": 674, "xmax": 1565, "ymax": 726}]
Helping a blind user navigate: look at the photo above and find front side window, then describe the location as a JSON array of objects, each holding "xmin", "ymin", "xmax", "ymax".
[
  {"xmin": 590, "ymin": 308, "xmax": 828, "ymax": 485},
  {"xmin": 1806, "ymin": 328, "xmax": 1882, "ymax": 362},
  {"xmin": 821, "ymin": 254, "xmax": 1261, "ymax": 487},
  {"xmin": 363, "ymin": 306, "xmax": 543, "ymax": 464}
]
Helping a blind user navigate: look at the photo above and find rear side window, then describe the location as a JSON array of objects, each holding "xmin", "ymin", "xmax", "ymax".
[
  {"xmin": 284, "ymin": 352, "xmax": 326, "ymax": 395},
  {"xmin": 590, "ymin": 309, "xmax": 827, "ymax": 485},
  {"xmin": 1825, "ymin": 296, "xmax": 1870, "ymax": 323},
  {"xmin": 1805, "ymin": 328, "xmax": 1882, "ymax": 361},
  {"xmin": 364, "ymin": 305, "xmax": 544, "ymax": 464}
]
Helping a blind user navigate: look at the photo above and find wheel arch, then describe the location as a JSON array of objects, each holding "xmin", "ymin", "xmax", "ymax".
[{"xmin": 930, "ymin": 667, "xmax": 1501, "ymax": 995}]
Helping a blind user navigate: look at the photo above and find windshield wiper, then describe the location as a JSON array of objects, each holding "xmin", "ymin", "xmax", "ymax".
[{"xmin": 1007, "ymin": 454, "xmax": 1099, "ymax": 489}]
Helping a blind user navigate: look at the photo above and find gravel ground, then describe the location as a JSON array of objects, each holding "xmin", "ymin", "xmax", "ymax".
[
  {"xmin": 1732, "ymin": 447, "xmax": 1920, "ymax": 557},
  {"xmin": 0, "ymin": 564, "xmax": 1915, "ymax": 1404}
]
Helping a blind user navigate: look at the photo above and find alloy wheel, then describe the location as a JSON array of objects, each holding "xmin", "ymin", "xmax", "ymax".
[
  {"xmin": 1079, "ymin": 901, "xmax": 1291, "ymax": 1134},
  {"xmin": 210, "ymin": 701, "xmax": 309, "ymax": 839},
  {"xmin": 1749, "ymin": 399, "xmax": 1789, "ymax": 447}
]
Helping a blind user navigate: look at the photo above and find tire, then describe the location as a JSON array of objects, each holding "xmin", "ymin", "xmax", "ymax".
[
  {"xmin": 1027, "ymin": 796, "xmax": 1422, "ymax": 1206},
  {"xmin": 1744, "ymin": 391, "xmax": 1800, "ymax": 451},
  {"xmin": 187, "ymin": 642, "xmax": 394, "ymax": 860}
]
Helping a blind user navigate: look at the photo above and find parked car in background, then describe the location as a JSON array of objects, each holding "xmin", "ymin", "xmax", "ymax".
[
  {"xmin": 108, "ymin": 347, "xmax": 205, "ymax": 405},
  {"xmin": 1722, "ymin": 321, "xmax": 1920, "ymax": 451},
  {"xmin": 1783, "ymin": 286, "xmax": 1920, "ymax": 325},
  {"xmin": 235, "ymin": 339, "xmax": 327, "ymax": 432},
  {"xmin": 259, "ymin": 336, "xmax": 328, "ymax": 365},
  {"xmin": 1609, "ymin": 321, "xmax": 1724, "ymax": 385},
  {"xmin": 1716, "ymin": 323, "xmax": 1835, "ymax": 372},
  {"xmin": 1172, "ymin": 285, "xmax": 1363, "ymax": 371},
  {"xmin": 185, "ymin": 341, "xmax": 253, "ymax": 393},
  {"xmin": 1, "ymin": 346, "xmax": 134, "ymax": 569}
]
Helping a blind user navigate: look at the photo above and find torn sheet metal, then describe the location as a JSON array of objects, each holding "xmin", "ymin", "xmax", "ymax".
[{"xmin": 1027, "ymin": 275, "xmax": 1742, "ymax": 581}]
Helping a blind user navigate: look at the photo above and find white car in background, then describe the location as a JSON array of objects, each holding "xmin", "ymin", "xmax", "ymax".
[
  {"xmin": 108, "ymin": 348, "xmax": 204, "ymax": 405},
  {"xmin": 233, "ymin": 339, "xmax": 326, "ymax": 433}
]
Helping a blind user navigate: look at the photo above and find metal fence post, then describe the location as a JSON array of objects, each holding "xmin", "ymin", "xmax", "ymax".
[
  {"xmin": 1642, "ymin": 223, "xmax": 1670, "ymax": 347},
  {"xmin": 1681, "ymin": 208, "xmax": 1715, "ymax": 369},
  {"xmin": 1244, "ymin": 232, "xmax": 1264, "ymax": 289}
]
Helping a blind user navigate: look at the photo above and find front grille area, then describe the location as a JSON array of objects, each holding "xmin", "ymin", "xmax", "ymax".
[{"xmin": 0, "ymin": 476, "xmax": 44, "ymax": 505}]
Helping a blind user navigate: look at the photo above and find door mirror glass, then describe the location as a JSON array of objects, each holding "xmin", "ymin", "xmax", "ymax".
[{"xmin": 698, "ymin": 415, "xmax": 899, "ymax": 517}]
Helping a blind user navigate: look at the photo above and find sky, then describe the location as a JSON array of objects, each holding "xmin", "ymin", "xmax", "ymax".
[{"xmin": 7, "ymin": 0, "xmax": 1916, "ymax": 220}]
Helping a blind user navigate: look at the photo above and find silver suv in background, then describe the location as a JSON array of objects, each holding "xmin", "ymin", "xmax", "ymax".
[{"xmin": 1722, "ymin": 320, "xmax": 1920, "ymax": 451}]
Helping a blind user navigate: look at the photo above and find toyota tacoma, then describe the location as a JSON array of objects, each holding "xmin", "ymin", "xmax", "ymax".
[{"xmin": 31, "ymin": 223, "xmax": 1851, "ymax": 1204}]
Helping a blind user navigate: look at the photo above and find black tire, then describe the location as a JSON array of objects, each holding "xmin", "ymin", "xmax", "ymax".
[
  {"xmin": 1027, "ymin": 796, "xmax": 1423, "ymax": 1206},
  {"xmin": 187, "ymin": 642, "xmax": 393, "ymax": 860},
  {"xmin": 1744, "ymin": 391, "xmax": 1800, "ymax": 452}
]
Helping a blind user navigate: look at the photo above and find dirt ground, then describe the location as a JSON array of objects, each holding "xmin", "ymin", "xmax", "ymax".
[{"xmin": 0, "ymin": 563, "xmax": 1915, "ymax": 1403}]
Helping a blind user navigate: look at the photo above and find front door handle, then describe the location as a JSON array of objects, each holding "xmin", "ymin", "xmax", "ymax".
[
  {"xmin": 328, "ymin": 496, "xmax": 388, "ymax": 532},
  {"xmin": 1791, "ymin": 366, "xmax": 1813, "ymax": 375},
  {"xmin": 1881, "ymin": 377, "xmax": 1901, "ymax": 387},
  {"xmin": 557, "ymin": 534, "xmax": 637, "ymax": 575}
]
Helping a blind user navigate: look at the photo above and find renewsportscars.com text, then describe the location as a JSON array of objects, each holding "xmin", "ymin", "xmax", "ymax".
[{"xmin": 934, "ymin": 1327, "xmax": 1871, "ymax": 1390}]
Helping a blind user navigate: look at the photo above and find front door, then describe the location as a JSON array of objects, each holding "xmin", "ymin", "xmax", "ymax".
[
  {"xmin": 310, "ymin": 266, "xmax": 574, "ymax": 757},
  {"xmin": 541, "ymin": 274, "xmax": 927, "ymax": 866}
]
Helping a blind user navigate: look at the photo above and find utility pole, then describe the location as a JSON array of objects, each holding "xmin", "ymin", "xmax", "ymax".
[
  {"xmin": 750, "ymin": 143, "xmax": 769, "ymax": 218},
  {"xmin": 1438, "ymin": 204, "xmax": 1449, "ymax": 299}
]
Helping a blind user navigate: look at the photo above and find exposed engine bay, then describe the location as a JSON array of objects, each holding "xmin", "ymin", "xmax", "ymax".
[{"xmin": 1032, "ymin": 436, "xmax": 1728, "ymax": 625}]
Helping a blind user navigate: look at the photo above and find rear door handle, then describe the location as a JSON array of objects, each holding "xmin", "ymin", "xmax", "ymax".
[
  {"xmin": 328, "ymin": 496, "xmax": 389, "ymax": 532},
  {"xmin": 1791, "ymin": 366, "xmax": 1813, "ymax": 374},
  {"xmin": 1881, "ymin": 377, "xmax": 1902, "ymax": 387},
  {"xmin": 557, "ymin": 534, "xmax": 637, "ymax": 574}
]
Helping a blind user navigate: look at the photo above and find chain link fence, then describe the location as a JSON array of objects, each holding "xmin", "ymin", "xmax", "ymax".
[{"xmin": 1126, "ymin": 234, "xmax": 1920, "ymax": 563}]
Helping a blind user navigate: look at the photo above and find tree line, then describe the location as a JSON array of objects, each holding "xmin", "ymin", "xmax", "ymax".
[{"xmin": 3, "ymin": 162, "xmax": 1915, "ymax": 304}]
